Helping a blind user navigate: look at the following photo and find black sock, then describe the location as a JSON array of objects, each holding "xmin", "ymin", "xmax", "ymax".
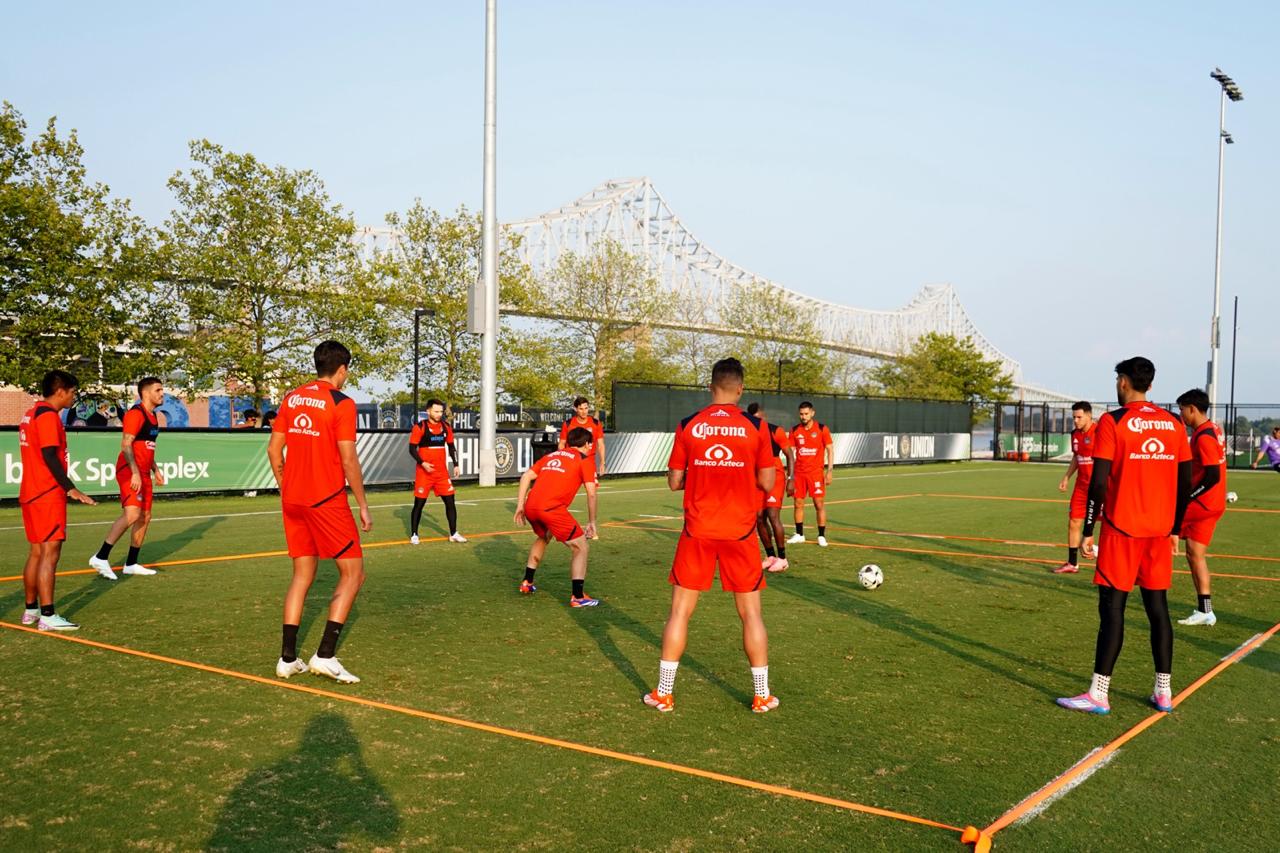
[
  {"xmin": 40, "ymin": 604, "xmax": 55, "ymax": 617},
  {"xmin": 26, "ymin": 600, "xmax": 37, "ymax": 610},
  {"xmin": 281, "ymin": 624, "xmax": 300, "ymax": 663},
  {"xmin": 96, "ymin": 541, "xmax": 114, "ymax": 560},
  {"xmin": 442, "ymin": 495, "xmax": 458, "ymax": 535},
  {"xmin": 1069, "ymin": 547, "xmax": 1079, "ymax": 565},
  {"xmin": 1198, "ymin": 594, "xmax": 1213, "ymax": 614},
  {"xmin": 410, "ymin": 497, "xmax": 427, "ymax": 536},
  {"xmin": 572, "ymin": 579, "xmax": 585, "ymax": 598},
  {"xmin": 778, "ymin": 546, "xmax": 786, "ymax": 559},
  {"xmin": 126, "ymin": 545, "xmax": 141, "ymax": 565},
  {"xmin": 524, "ymin": 566, "xmax": 537, "ymax": 583},
  {"xmin": 818, "ymin": 525, "xmax": 826, "ymax": 537},
  {"xmin": 796, "ymin": 522, "xmax": 804, "ymax": 536},
  {"xmin": 764, "ymin": 545, "xmax": 776, "ymax": 558},
  {"xmin": 316, "ymin": 620, "xmax": 344, "ymax": 658}
]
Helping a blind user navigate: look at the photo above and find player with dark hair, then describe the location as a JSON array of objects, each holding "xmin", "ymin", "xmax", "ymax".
[
  {"xmin": 1174, "ymin": 388, "xmax": 1227, "ymax": 627},
  {"xmin": 787, "ymin": 401, "xmax": 833, "ymax": 547},
  {"xmin": 18, "ymin": 370, "xmax": 96, "ymax": 630},
  {"xmin": 89, "ymin": 377, "xmax": 167, "ymax": 579},
  {"xmin": 644, "ymin": 357, "xmax": 780, "ymax": 713},
  {"xmin": 1252, "ymin": 425, "xmax": 1280, "ymax": 472},
  {"xmin": 1054, "ymin": 401, "xmax": 1096, "ymax": 574},
  {"xmin": 746, "ymin": 402, "xmax": 794, "ymax": 572},
  {"xmin": 513, "ymin": 426, "xmax": 600, "ymax": 605},
  {"xmin": 560, "ymin": 395, "xmax": 605, "ymax": 539},
  {"xmin": 268, "ymin": 340, "xmax": 371, "ymax": 684},
  {"xmin": 408, "ymin": 398, "xmax": 464, "ymax": 544},
  {"xmin": 1057, "ymin": 357, "xmax": 1191, "ymax": 716}
]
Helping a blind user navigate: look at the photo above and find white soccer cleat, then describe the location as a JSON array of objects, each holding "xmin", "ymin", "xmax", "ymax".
[
  {"xmin": 767, "ymin": 557, "xmax": 789, "ymax": 573},
  {"xmin": 122, "ymin": 564, "xmax": 156, "ymax": 576},
  {"xmin": 89, "ymin": 555, "xmax": 117, "ymax": 580},
  {"xmin": 761, "ymin": 556, "xmax": 778, "ymax": 571},
  {"xmin": 21, "ymin": 608, "xmax": 39, "ymax": 626},
  {"xmin": 786, "ymin": 533, "xmax": 805, "ymax": 545},
  {"xmin": 448, "ymin": 533, "xmax": 468, "ymax": 543},
  {"xmin": 817, "ymin": 535, "xmax": 828, "ymax": 548},
  {"xmin": 1178, "ymin": 610, "xmax": 1217, "ymax": 626},
  {"xmin": 275, "ymin": 657, "xmax": 309, "ymax": 679},
  {"xmin": 409, "ymin": 534, "xmax": 420, "ymax": 545},
  {"xmin": 37, "ymin": 613, "xmax": 80, "ymax": 632},
  {"xmin": 308, "ymin": 654, "xmax": 361, "ymax": 684}
]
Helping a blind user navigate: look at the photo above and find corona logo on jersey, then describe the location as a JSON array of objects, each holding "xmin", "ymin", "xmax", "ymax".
[
  {"xmin": 1126, "ymin": 412, "xmax": 1178, "ymax": 434},
  {"xmin": 690, "ymin": 422, "xmax": 747, "ymax": 441},
  {"xmin": 290, "ymin": 412, "xmax": 320, "ymax": 437},
  {"xmin": 286, "ymin": 392, "xmax": 327, "ymax": 411},
  {"xmin": 1133, "ymin": 436, "xmax": 1174, "ymax": 460},
  {"xmin": 695, "ymin": 443, "xmax": 744, "ymax": 468}
]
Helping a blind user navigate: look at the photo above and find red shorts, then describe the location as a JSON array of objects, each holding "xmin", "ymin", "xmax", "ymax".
[
  {"xmin": 118, "ymin": 470, "xmax": 154, "ymax": 511},
  {"xmin": 1094, "ymin": 520, "xmax": 1172, "ymax": 592},
  {"xmin": 1069, "ymin": 487, "xmax": 1087, "ymax": 520},
  {"xmin": 414, "ymin": 466, "xmax": 455, "ymax": 498},
  {"xmin": 793, "ymin": 472, "xmax": 826, "ymax": 501},
  {"xmin": 526, "ymin": 505, "xmax": 584, "ymax": 543},
  {"xmin": 761, "ymin": 467, "xmax": 786, "ymax": 510},
  {"xmin": 669, "ymin": 533, "xmax": 765, "ymax": 593},
  {"xmin": 1181, "ymin": 506, "xmax": 1224, "ymax": 547},
  {"xmin": 282, "ymin": 500, "xmax": 363, "ymax": 560},
  {"xmin": 21, "ymin": 496, "xmax": 67, "ymax": 544}
]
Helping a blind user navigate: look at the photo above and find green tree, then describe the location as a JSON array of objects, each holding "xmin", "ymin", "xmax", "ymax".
[
  {"xmin": 0, "ymin": 102, "xmax": 168, "ymax": 391},
  {"xmin": 162, "ymin": 140, "xmax": 394, "ymax": 407},
  {"xmin": 498, "ymin": 323, "xmax": 583, "ymax": 409},
  {"xmin": 720, "ymin": 281, "xmax": 835, "ymax": 392},
  {"xmin": 864, "ymin": 332, "xmax": 1014, "ymax": 407}
]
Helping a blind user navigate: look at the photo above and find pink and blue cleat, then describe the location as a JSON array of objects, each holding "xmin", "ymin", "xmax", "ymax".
[
  {"xmin": 1056, "ymin": 693, "xmax": 1110, "ymax": 715},
  {"xmin": 1149, "ymin": 693, "xmax": 1173, "ymax": 713},
  {"xmin": 519, "ymin": 580, "xmax": 537, "ymax": 595},
  {"xmin": 569, "ymin": 595, "xmax": 599, "ymax": 608}
]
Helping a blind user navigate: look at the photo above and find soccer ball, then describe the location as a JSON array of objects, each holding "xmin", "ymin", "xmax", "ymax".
[
  {"xmin": 1226, "ymin": 491, "xmax": 1238, "ymax": 503},
  {"xmin": 858, "ymin": 564, "xmax": 884, "ymax": 590}
]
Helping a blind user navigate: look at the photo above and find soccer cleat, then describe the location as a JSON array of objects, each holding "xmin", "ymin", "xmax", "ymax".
[
  {"xmin": 37, "ymin": 614, "xmax": 80, "ymax": 632},
  {"xmin": 1053, "ymin": 562, "xmax": 1080, "ymax": 574},
  {"xmin": 642, "ymin": 690, "xmax": 674, "ymax": 712},
  {"xmin": 589, "ymin": 530, "xmax": 600, "ymax": 541},
  {"xmin": 275, "ymin": 657, "xmax": 308, "ymax": 679},
  {"xmin": 786, "ymin": 533, "xmax": 805, "ymax": 544},
  {"xmin": 767, "ymin": 557, "xmax": 789, "ymax": 573},
  {"xmin": 122, "ymin": 564, "xmax": 156, "ymax": 576},
  {"xmin": 89, "ymin": 555, "xmax": 117, "ymax": 581},
  {"xmin": 816, "ymin": 535, "xmax": 828, "ymax": 548},
  {"xmin": 448, "ymin": 533, "xmax": 468, "ymax": 543},
  {"xmin": 569, "ymin": 595, "xmax": 600, "ymax": 608},
  {"xmin": 410, "ymin": 534, "xmax": 420, "ymax": 545},
  {"xmin": 1055, "ymin": 693, "xmax": 1110, "ymax": 715},
  {"xmin": 761, "ymin": 556, "xmax": 778, "ymax": 571},
  {"xmin": 21, "ymin": 608, "xmax": 39, "ymax": 626},
  {"xmin": 751, "ymin": 694, "xmax": 780, "ymax": 713},
  {"xmin": 1178, "ymin": 610, "xmax": 1217, "ymax": 626},
  {"xmin": 308, "ymin": 654, "xmax": 361, "ymax": 684},
  {"xmin": 1149, "ymin": 693, "xmax": 1174, "ymax": 713},
  {"xmin": 519, "ymin": 579, "xmax": 537, "ymax": 595}
]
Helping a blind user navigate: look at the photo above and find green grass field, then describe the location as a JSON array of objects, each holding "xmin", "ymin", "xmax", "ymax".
[{"xmin": 2, "ymin": 462, "xmax": 1277, "ymax": 851}]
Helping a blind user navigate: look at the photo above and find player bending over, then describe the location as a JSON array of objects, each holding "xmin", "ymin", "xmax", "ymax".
[
  {"xmin": 645, "ymin": 358, "xmax": 779, "ymax": 713},
  {"xmin": 1175, "ymin": 388, "xmax": 1227, "ymax": 627},
  {"xmin": 1057, "ymin": 357, "xmax": 1191, "ymax": 716},
  {"xmin": 1053, "ymin": 401, "xmax": 1096, "ymax": 574},
  {"xmin": 787, "ymin": 401, "xmax": 833, "ymax": 547},
  {"xmin": 746, "ymin": 402, "xmax": 794, "ymax": 572},
  {"xmin": 268, "ymin": 341, "xmax": 372, "ymax": 684},
  {"xmin": 513, "ymin": 426, "xmax": 600, "ymax": 606},
  {"xmin": 408, "ymin": 398, "xmax": 465, "ymax": 544},
  {"xmin": 89, "ymin": 377, "xmax": 167, "ymax": 579}
]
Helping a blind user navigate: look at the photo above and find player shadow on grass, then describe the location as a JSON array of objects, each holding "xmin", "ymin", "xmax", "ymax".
[
  {"xmin": 204, "ymin": 712, "xmax": 399, "ymax": 852},
  {"xmin": 392, "ymin": 505, "xmax": 445, "ymax": 537},
  {"xmin": 138, "ymin": 515, "xmax": 225, "ymax": 562}
]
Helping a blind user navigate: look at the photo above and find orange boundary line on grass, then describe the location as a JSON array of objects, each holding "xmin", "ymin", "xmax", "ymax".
[
  {"xmin": 0, "ymin": 621, "xmax": 963, "ymax": 837},
  {"xmin": 982, "ymin": 621, "xmax": 1280, "ymax": 838}
]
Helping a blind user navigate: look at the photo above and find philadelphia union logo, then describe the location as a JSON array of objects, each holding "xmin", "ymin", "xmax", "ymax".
[{"xmin": 495, "ymin": 435, "xmax": 515, "ymax": 475}]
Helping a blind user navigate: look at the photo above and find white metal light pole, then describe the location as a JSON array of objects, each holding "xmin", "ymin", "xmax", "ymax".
[
  {"xmin": 1207, "ymin": 67, "xmax": 1242, "ymax": 421},
  {"xmin": 478, "ymin": 0, "xmax": 499, "ymax": 486}
]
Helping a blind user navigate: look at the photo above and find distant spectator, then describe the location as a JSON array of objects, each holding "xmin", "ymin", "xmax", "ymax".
[
  {"xmin": 239, "ymin": 409, "xmax": 260, "ymax": 429},
  {"xmin": 262, "ymin": 410, "xmax": 277, "ymax": 430},
  {"xmin": 1253, "ymin": 425, "xmax": 1280, "ymax": 473}
]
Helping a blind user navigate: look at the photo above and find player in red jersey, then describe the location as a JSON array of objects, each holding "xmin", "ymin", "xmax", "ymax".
[
  {"xmin": 1174, "ymin": 388, "xmax": 1227, "ymax": 627},
  {"xmin": 407, "ymin": 398, "xmax": 465, "ymax": 544},
  {"xmin": 560, "ymin": 396, "xmax": 605, "ymax": 539},
  {"xmin": 746, "ymin": 402, "xmax": 794, "ymax": 572},
  {"xmin": 17, "ymin": 370, "xmax": 96, "ymax": 631},
  {"xmin": 267, "ymin": 341, "xmax": 372, "ymax": 684},
  {"xmin": 787, "ymin": 402, "xmax": 834, "ymax": 547},
  {"xmin": 88, "ymin": 377, "xmax": 167, "ymax": 580},
  {"xmin": 1053, "ymin": 401, "xmax": 1096, "ymax": 574},
  {"xmin": 643, "ymin": 358, "xmax": 779, "ymax": 714},
  {"xmin": 513, "ymin": 426, "xmax": 600, "ymax": 605},
  {"xmin": 1057, "ymin": 357, "xmax": 1192, "ymax": 716}
]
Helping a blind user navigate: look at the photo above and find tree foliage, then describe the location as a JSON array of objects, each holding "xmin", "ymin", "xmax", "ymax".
[
  {"xmin": 720, "ymin": 282, "xmax": 836, "ymax": 392},
  {"xmin": 863, "ymin": 332, "xmax": 1014, "ymax": 404}
]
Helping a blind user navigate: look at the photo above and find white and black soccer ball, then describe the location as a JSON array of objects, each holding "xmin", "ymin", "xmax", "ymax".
[
  {"xmin": 1226, "ymin": 491, "xmax": 1238, "ymax": 504},
  {"xmin": 858, "ymin": 563, "xmax": 884, "ymax": 590}
]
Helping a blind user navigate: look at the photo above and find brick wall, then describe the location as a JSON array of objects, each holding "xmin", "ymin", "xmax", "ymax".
[{"xmin": 0, "ymin": 387, "xmax": 36, "ymax": 425}]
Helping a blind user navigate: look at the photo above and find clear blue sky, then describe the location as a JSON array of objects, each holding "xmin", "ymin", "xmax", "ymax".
[{"xmin": 4, "ymin": 1, "xmax": 1276, "ymax": 403}]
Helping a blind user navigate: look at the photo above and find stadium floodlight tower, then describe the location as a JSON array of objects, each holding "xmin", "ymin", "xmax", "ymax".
[
  {"xmin": 1207, "ymin": 67, "xmax": 1242, "ymax": 422},
  {"xmin": 477, "ymin": 0, "xmax": 499, "ymax": 486}
]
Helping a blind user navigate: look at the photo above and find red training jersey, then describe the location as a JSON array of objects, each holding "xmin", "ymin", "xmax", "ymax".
[
  {"xmin": 790, "ymin": 421, "xmax": 833, "ymax": 475},
  {"xmin": 1092, "ymin": 402, "xmax": 1192, "ymax": 538},
  {"xmin": 769, "ymin": 423, "xmax": 791, "ymax": 472},
  {"xmin": 116, "ymin": 404, "xmax": 160, "ymax": 475},
  {"xmin": 273, "ymin": 379, "xmax": 357, "ymax": 506},
  {"xmin": 1070, "ymin": 422, "xmax": 1097, "ymax": 491},
  {"xmin": 1189, "ymin": 420, "xmax": 1227, "ymax": 515},
  {"xmin": 409, "ymin": 419, "xmax": 454, "ymax": 468},
  {"xmin": 18, "ymin": 403, "xmax": 68, "ymax": 503},
  {"xmin": 525, "ymin": 449, "xmax": 589, "ymax": 512},
  {"xmin": 669, "ymin": 403, "xmax": 773, "ymax": 540},
  {"xmin": 560, "ymin": 415, "xmax": 604, "ymax": 446}
]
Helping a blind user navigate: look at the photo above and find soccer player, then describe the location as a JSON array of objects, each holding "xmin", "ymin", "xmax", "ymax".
[
  {"xmin": 1057, "ymin": 357, "xmax": 1191, "ymax": 716},
  {"xmin": 407, "ymin": 398, "xmax": 465, "ymax": 544},
  {"xmin": 1252, "ymin": 425, "xmax": 1280, "ymax": 472},
  {"xmin": 513, "ymin": 426, "xmax": 599, "ymax": 606},
  {"xmin": 1175, "ymin": 388, "xmax": 1227, "ymax": 627},
  {"xmin": 643, "ymin": 358, "xmax": 779, "ymax": 713},
  {"xmin": 89, "ymin": 377, "xmax": 167, "ymax": 580},
  {"xmin": 1053, "ymin": 401, "xmax": 1096, "ymax": 574},
  {"xmin": 267, "ymin": 341, "xmax": 372, "ymax": 684},
  {"xmin": 787, "ymin": 401, "xmax": 833, "ymax": 547},
  {"xmin": 560, "ymin": 396, "xmax": 606, "ymax": 539},
  {"xmin": 746, "ymin": 402, "xmax": 794, "ymax": 572},
  {"xmin": 18, "ymin": 370, "xmax": 97, "ymax": 631}
]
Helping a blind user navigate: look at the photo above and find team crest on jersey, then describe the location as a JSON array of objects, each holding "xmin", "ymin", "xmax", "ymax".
[
  {"xmin": 1130, "ymin": 436, "xmax": 1174, "ymax": 461},
  {"xmin": 289, "ymin": 412, "xmax": 320, "ymax": 437},
  {"xmin": 544, "ymin": 457, "xmax": 564, "ymax": 471},
  {"xmin": 695, "ymin": 443, "xmax": 744, "ymax": 468}
]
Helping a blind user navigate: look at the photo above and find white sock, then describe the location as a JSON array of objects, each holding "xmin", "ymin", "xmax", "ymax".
[
  {"xmin": 657, "ymin": 659, "xmax": 679, "ymax": 695},
  {"xmin": 1154, "ymin": 672, "xmax": 1172, "ymax": 696},
  {"xmin": 1089, "ymin": 673, "xmax": 1111, "ymax": 703},
  {"xmin": 751, "ymin": 665, "xmax": 770, "ymax": 699}
]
